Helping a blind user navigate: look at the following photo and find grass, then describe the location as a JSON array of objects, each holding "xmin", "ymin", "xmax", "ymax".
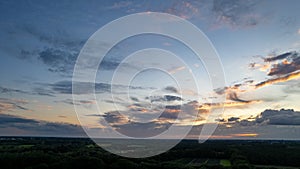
[{"xmin": 220, "ymin": 159, "xmax": 231, "ymax": 167}]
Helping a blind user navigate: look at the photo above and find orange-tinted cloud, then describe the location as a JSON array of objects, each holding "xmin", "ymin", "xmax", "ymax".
[
  {"xmin": 0, "ymin": 98, "xmax": 29, "ymax": 113},
  {"xmin": 168, "ymin": 66, "xmax": 185, "ymax": 74},
  {"xmin": 255, "ymin": 71, "xmax": 300, "ymax": 89},
  {"xmin": 231, "ymin": 133, "xmax": 258, "ymax": 137},
  {"xmin": 199, "ymin": 100, "xmax": 260, "ymax": 109}
]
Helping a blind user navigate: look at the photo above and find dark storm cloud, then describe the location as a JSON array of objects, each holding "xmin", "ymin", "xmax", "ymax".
[{"xmin": 0, "ymin": 114, "xmax": 84, "ymax": 136}]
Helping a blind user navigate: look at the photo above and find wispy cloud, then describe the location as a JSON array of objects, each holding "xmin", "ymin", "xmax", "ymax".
[
  {"xmin": 0, "ymin": 98, "xmax": 29, "ymax": 113},
  {"xmin": 0, "ymin": 114, "xmax": 84, "ymax": 136},
  {"xmin": 165, "ymin": 1, "xmax": 200, "ymax": 19},
  {"xmin": 211, "ymin": 0, "xmax": 264, "ymax": 29},
  {"xmin": 0, "ymin": 86, "xmax": 55, "ymax": 97},
  {"xmin": 107, "ymin": 1, "xmax": 132, "ymax": 10},
  {"xmin": 42, "ymin": 80, "xmax": 155, "ymax": 95},
  {"xmin": 56, "ymin": 99, "xmax": 96, "ymax": 106},
  {"xmin": 255, "ymin": 71, "xmax": 300, "ymax": 89},
  {"xmin": 168, "ymin": 66, "xmax": 185, "ymax": 74}
]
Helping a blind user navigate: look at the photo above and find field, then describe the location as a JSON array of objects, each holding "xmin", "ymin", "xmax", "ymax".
[{"xmin": 0, "ymin": 137, "xmax": 299, "ymax": 169}]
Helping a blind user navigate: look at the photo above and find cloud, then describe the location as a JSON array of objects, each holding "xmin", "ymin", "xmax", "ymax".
[
  {"xmin": 0, "ymin": 86, "xmax": 56, "ymax": 97},
  {"xmin": 165, "ymin": 1, "xmax": 200, "ymax": 19},
  {"xmin": 164, "ymin": 95, "xmax": 183, "ymax": 101},
  {"xmin": 0, "ymin": 114, "xmax": 84, "ymax": 136},
  {"xmin": 212, "ymin": 0, "xmax": 262, "ymax": 28},
  {"xmin": 31, "ymin": 87, "xmax": 56, "ymax": 97},
  {"xmin": 264, "ymin": 52, "xmax": 294, "ymax": 62},
  {"xmin": 252, "ymin": 51, "xmax": 300, "ymax": 89},
  {"xmin": 56, "ymin": 99, "xmax": 96, "ymax": 106},
  {"xmin": 113, "ymin": 121, "xmax": 171, "ymax": 138},
  {"xmin": 98, "ymin": 111, "xmax": 172, "ymax": 137},
  {"xmin": 200, "ymin": 100, "xmax": 260, "ymax": 109},
  {"xmin": 0, "ymin": 86, "xmax": 28, "ymax": 95},
  {"xmin": 258, "ymin": 109, "xmax": 300, "ymax": 125},
  {"xmin": 163, "ymin": 86, "xmax": 178, "ymax": 93},
  {"xmin": 268, "ymin": 60, "xmax": 300, "ymax": 77},
  {"xmin": 46, "ymin": 80, "xmax": 155, "ymax": 95},
  {"xmin": 0, "ymin": 98, "xmax": 29, "ymax": 113},
  {"xmin": 21, "ymin": 45, "xmax": 126, "ymax": 75},
  {"xmin": 49, "ymin": 81, "xmax": 109, "ymax": 94},
  {"xmin": 224, "ymin": 109, "xmax": 300, "ymax": 126},
  {"xmin": 228, "ymin": 117, "xmax": 240, "ymax": 122},
  {"xmin": 103, "ymin": 111, "xmax": 130, "ymax": 125},
  {"xmin": 38, "ymin": 48, "xmax": 77, "ymax": 74},
  {"xmin": 87, "ymin": 101, "xmax": 202, "ymax": 137},
  {"xmin": 146, "ymin": 95, "xmax": 183, "ymax": 103},
  {"xmin": 214, "ymin": 80, "xmax": 259, "ymax": 106},
  {"xmin": 130, "ymin": 97, "xmax": 139, "ymax": 102},
  {"xmin": 0, "ymin": 114, "xmax": 37, "ymax": 125},
  {"xmin": 231, "ymin": 133, "xmax": 258, "ymax": 137},
  {"xmin": 283, "ymin": 81, "xmax": 300, "ymax": 93},
  {"xmin": 168, "ymin": 66, "xmax": 185, "ymax": 74},
  {"xmin": 263, "ymin": 51, "xmax": 300, "ymax": 76},
  {"xmin": 255, "ymin": 71, "xmax": 300, "ymax": 89},
  {"xmin": 107, "ymin": 1, "xmax": 132, "ymax": 10},
  {"xmin": 228, "ymin": 92, "xmax": 251, "ymax": 103}
]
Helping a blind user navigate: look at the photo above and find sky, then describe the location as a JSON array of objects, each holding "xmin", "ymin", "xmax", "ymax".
[{"xmin": 0, "ymin": 0, "xmax": 300, "ymax": 139}]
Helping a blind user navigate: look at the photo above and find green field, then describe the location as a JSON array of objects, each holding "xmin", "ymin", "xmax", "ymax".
[{"xmin": 220, "ymin": 159, "xmax": 231, "ymax": 167}]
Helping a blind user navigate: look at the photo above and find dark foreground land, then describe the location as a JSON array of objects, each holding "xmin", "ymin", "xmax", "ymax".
[{"xmin": 0, "ymin": 137, "xmax": 299, "ymax": 169}]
